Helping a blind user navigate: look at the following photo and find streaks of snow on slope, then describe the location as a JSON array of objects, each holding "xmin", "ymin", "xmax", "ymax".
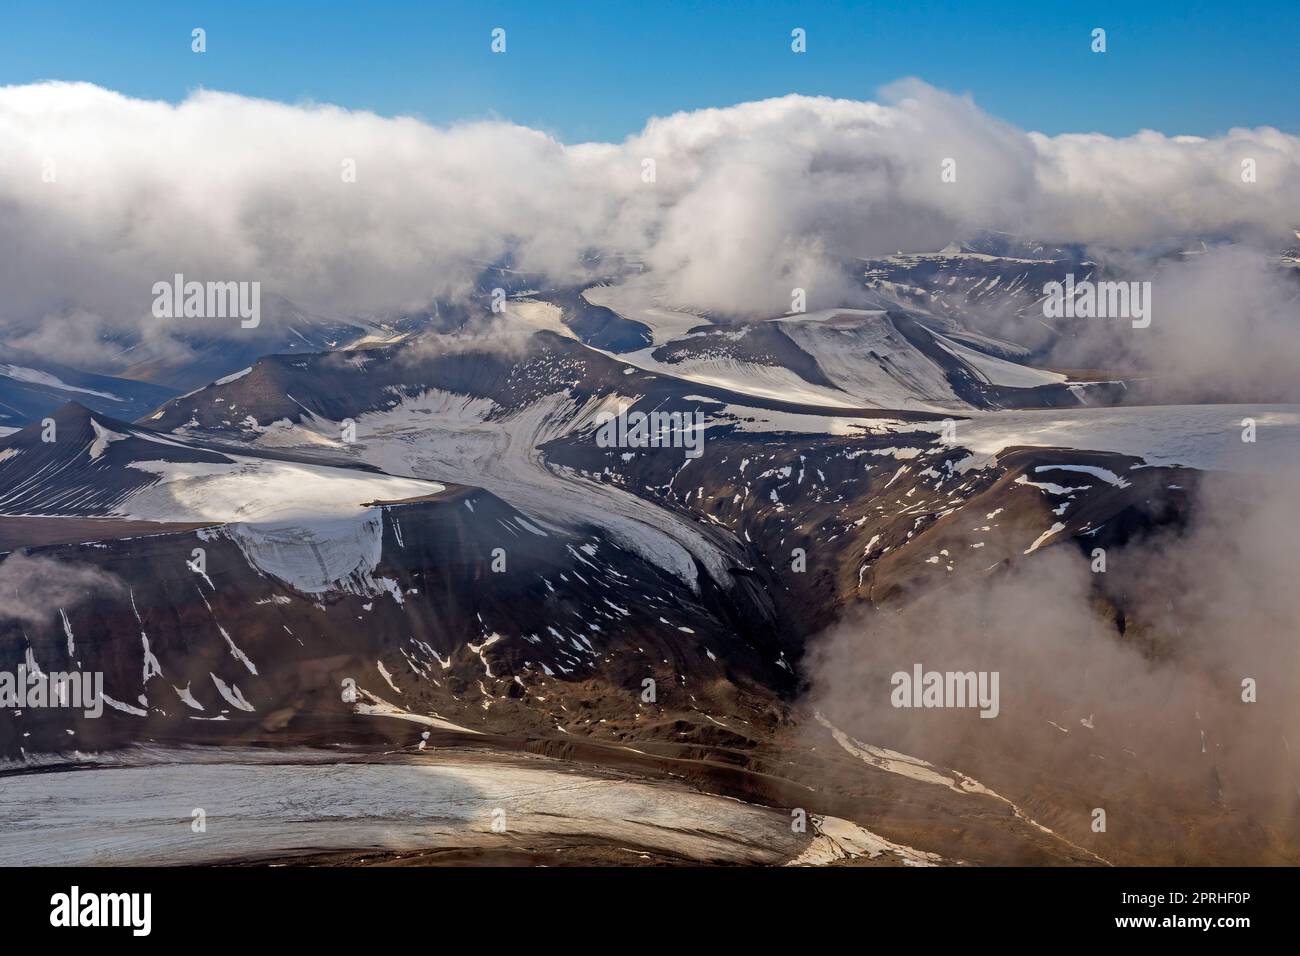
[
  {"xmin": 210, "ymin": 672, "xmax": 255, "ymax": 712},
  {"xmin": 0, "ymin": 364, "xmax": 123, "ymax": 401},
  {"xmin": 816, "ymin": 712, "xmax": 976, "ymax": 792},
  {"xmin": 779, "ymin": 315, "xmax": 969, "ymax": 410},
  {"xmin": 214, "ymin": 367, "xmax": 253, "ymax": 386},
  {"xmin": 1034, "ymin": 464, "xmax": 1130, "ymax": 488},
  {"xmin": 613, "ymin": 345, "xmax": 866, "ymax": 409},
  {"xmin": 930, "ymin": 332, "xmax": 1068, "ymax": 389},
  {"xmin": 354, "ymin": 694, "xmax": 482, "ymax": 734},
  {"xmin": 88, "ymin": 420, "xmax": 127, "ymax": 459},
  {"xmin": 1015, "ymin": 475, "xmax": 1090, "ymax": 496},
  {"xmin": 350, "ymin": 389, "xmax": 733, "ymax": 590},
  {"xmin": 814, "ymin": 713, "xmax": 1107, "ymax": 864},
  {"xmin": 1024, "ymin": 522, "xmax": 1067, "ymax": 554}
]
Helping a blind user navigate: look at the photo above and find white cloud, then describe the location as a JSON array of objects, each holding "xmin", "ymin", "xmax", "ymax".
[{"xmin": 1, "ymin": 78, "xmax": 1298, "ymax": 364}]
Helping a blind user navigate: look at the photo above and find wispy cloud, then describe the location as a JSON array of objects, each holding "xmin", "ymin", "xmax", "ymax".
[{"xmin": 0, "ymin": 551, "xmax": 125, "ymax": 625}]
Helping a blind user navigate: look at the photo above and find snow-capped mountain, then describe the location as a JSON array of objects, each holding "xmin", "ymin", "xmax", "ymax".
[
  {"xmin": 523, "ymin": 273, "xmax": 1124, "ymax": 411},
  {"xmin": 4, "ymin": 246, "xmax": 1299, "ymax": 867}
]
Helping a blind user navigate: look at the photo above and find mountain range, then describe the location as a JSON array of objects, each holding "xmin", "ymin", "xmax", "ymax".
[{"xmin": 2, "ymin": 239, "xmax": 1298, "ymax": 866}]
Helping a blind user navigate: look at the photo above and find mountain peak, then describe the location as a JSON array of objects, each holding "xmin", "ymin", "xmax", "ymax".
[
  {"xmin": 49, "ymin": 399, "xmax": 123, "ymax": 429},
  {"xmin": 0, "ymin": 401, "xmax": 133, "ymax": 453}
]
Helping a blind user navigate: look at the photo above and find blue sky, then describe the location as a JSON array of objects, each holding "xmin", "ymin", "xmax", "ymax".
[{"xmin": 2, "ymin": 0, "xmax": 1296, "ymax": 142}]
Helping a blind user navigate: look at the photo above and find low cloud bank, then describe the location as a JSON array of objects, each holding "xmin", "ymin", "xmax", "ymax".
[{"xmin": 2, "ymin": 79, "xmax": 1298, "ymax": 369}]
